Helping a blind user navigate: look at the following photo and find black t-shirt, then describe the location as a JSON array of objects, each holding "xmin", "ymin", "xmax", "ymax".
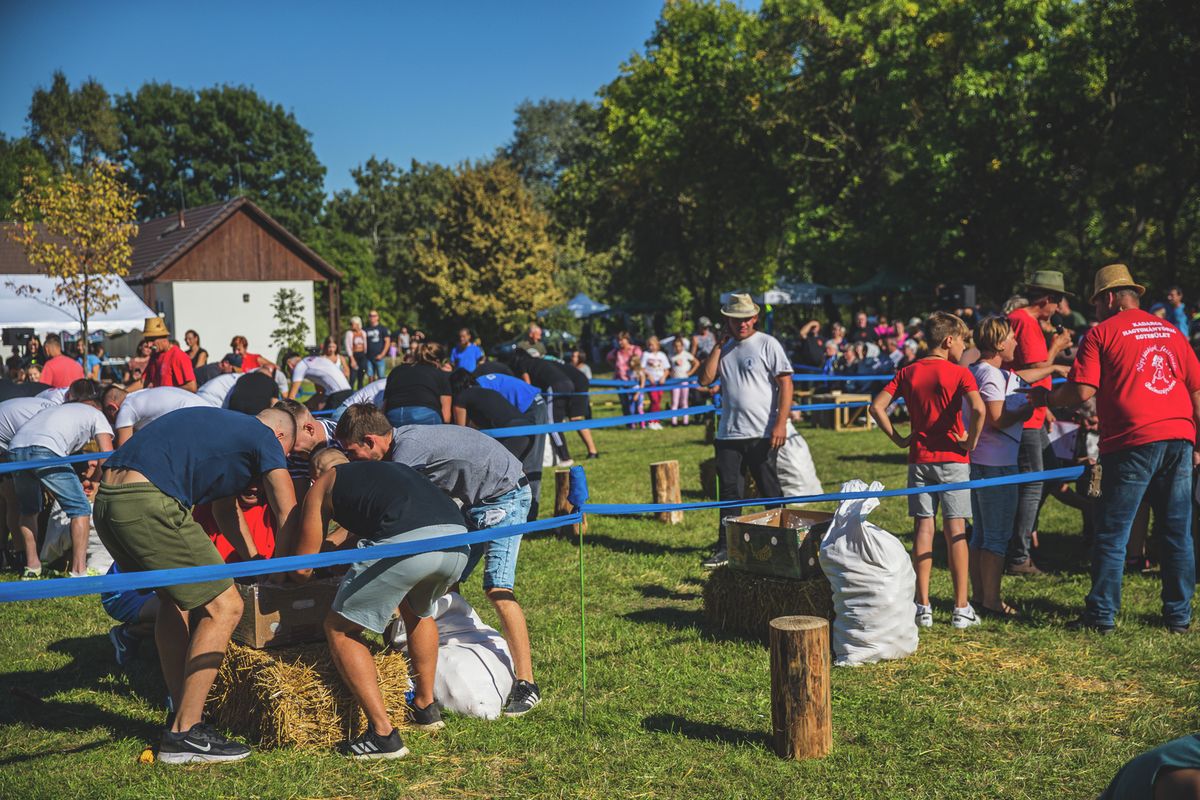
[
  {"xmin": 847, "ymin": 325, "xmax": 875, "ymax": 344},
  {"xmin": 558, "ymin": 362, "xmax": 590, "ymax": 392},
  {"xmin": 364, "ymin": 324, "xmax": 390, "ymax": 358},
  {"xmin": 194, "ymin": 362, "xmax": 222, "ymax": 386},
  {"xmin": 384, "ymin": 363, "xmax": 451, "ymax": 412},
  {"xmin": 0, "ymin": 380, "xmax": 50, "ymax": 401},
  {"xmin": 190, "ymin": 348, "xmax": 209, "ymax": 369},
  {"xmin": 521, "ymin": 358, "xmax": 573, "ymax": 392},
  {"xmin": 456, "ymin": 387, "xmax": 529, "ymax": 429},
  {"xmin": 330, "ymin": 461, "xmax": 465, "ymax": 541},
  {"xmin": 227, "ymin": 371, "xmax": 280, "ymax": 415},
  {"xmin": 474, "ymin": 360, "xmax": 513, "ymax": 377}
]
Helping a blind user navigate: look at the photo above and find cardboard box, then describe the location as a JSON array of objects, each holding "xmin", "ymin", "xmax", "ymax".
[
  {"xmin": 232, "ymin": 578, "xmax": 340, "ymax": 649},
  {"xmin": 725, "ymin": 508, "xmax": 833, "ymax": 580}
]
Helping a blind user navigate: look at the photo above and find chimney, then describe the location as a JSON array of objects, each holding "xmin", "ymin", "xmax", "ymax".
[{"xmin": 177, "ymin": 209, "xmax": 186, "ymax": 229}]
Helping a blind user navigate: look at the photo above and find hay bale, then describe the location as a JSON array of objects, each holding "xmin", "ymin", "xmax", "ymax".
[
  {"xmin": 207, "ymin": 642, "xmax": 409, "ymax": 749},
  {"xmin": 703, "ymin": 566, "xmax": 834, "ymax": 643}
]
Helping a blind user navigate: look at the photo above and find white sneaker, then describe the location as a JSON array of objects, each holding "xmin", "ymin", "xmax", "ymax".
[
  {"xmin": 951, "ymin": 605, "xmax": 980, "ymax": 629},
  {"xmin": 648, "ymin": 421, "xmax": 663, "ymax": 430},
  {"xmin": 915, "ymin": 604, "xmax": 933, "ymax": 628}
]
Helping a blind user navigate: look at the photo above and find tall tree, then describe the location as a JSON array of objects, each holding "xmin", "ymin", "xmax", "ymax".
[
  {"xmin": 115, "ymin": 83, "xmax": 326, "ymax": 234},
  {"xmin": 0, "ymin": 134, "xmax": 51, "ymax": 216},
  {"xmin": 27, "ymin": 71, "xmax": 120, "ymax": 172}
]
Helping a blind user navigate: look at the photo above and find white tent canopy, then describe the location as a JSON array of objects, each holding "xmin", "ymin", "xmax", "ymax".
[
  {"xmin": 0, "ymin": 274, "xmax": 155, "ymax": 336},
  {"xmin": 720, "ymin": 281, "xmax": 830, "ymax": 307}
]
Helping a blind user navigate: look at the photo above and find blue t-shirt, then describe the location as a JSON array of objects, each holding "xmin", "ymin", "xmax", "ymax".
[
  {"xmin": 105, "ymin": 407, "xmax": 287, "ymax": 507},
  {"xmin": 78, "ymin": 353, "xmax": 101, "ymax": 375},
  {"xmin": 476, "ymin": 372, "xmax": 540, "ymax": 413},
  {"xmin": 451, "ymin": 343, "xmax": 484, "ymax": 373}
]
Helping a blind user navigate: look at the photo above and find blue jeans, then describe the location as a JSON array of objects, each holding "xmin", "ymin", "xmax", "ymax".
[
  {"xmin": 969, "ymin": 464, "xmax": 1019, "ymax": 556},
  {"xmin": 386, "ymin": 406, "xmax": 442, "ymax": 427},
  {"xmin": 10, "ymin": 445, "xmax": 93, "ymax": 519},
  {"xmin": 1088, "ymin": 439, "xmax": 1195, "ymax": 627},
  {"xmin": 459, "ymin": 484, "xmax": 532, "ymax": 590},
  {"xmin": 364, "ymin": 356, "xmax": 388, "ymax": 381}
]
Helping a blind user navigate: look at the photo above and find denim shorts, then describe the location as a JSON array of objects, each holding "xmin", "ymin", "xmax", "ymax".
[
  {"xmin": 386, "ymin": 405, "xmax": 442, "ymax": 427},
  {"xmin": 907, "ymin": 462, "xmax": 971, "ymax": 519},
  {"xmin": 10, "ymin": 445, "xmax": 93, "ymax": 519},
  {"xmin": 331, "ymin": 524, "xmax": 470, "ymax": 633},
  {"xmin": 459, "ymin": 484, "xmax": 532, "ymax": 590},
  {"xmin": 101, "ymin": 588, "xmax": 152, "ymax": 625},
  {"xmin": 969, "ymin": 463, "xmax": 1019, "ymax": 555}
]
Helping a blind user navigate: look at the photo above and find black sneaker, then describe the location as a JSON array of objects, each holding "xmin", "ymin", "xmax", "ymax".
[
  {"xmin": 1167, "ymin": 622, "xmax": 1191, "ymax": 635},
  {"xmin": 504, "ymin": 680, "xmax": 541, "ymax": 717},
  {"xmin": 158, "ymin": 723, "xmax": 250, "ymax": 764},
  {"xmin": 1066, "ymin": 617, "xmax": 1116, "ymax": 635},
  {"xmin": 701, "ymin": 549, "xmax": 728, "ymax": 570},
  {"xmin": 586, "ymin": 452, "xmax": 600, "ymax": 459},
  {"xmin": 406, "ymin": 698, "xmax": 445, "ymax": 731},
  {"xmin": 337, "ymin": 725, "xmax": 409, "ymax": 760}
]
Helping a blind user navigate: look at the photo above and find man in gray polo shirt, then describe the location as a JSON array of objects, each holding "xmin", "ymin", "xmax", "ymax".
[
  {"xmin": 698, "ymin": 293, "xmax": 794, "ymax": 568},
  {"xmin": 335, "ymin": 404, "xmax": 542, "ymax": 717}
]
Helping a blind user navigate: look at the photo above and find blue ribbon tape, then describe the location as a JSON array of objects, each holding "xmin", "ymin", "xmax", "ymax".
[{"xmin": 0, "ymin": 512, "xmax": 582, "ymax": 603}]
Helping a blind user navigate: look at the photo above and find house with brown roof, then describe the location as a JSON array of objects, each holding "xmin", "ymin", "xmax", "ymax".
[{"xmin": 1, "ymin": 197, "xmax": 341, "ymax": 357}]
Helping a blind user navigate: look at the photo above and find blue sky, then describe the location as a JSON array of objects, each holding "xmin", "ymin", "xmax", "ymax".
[{"xmin": 0, "ymin": 1, "xmax": 693, "ymax": 195}]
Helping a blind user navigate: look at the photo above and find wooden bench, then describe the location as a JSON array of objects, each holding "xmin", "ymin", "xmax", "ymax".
[{"xmin": 811, "ymin": 392, "xmax": 874, "ymax": 431}]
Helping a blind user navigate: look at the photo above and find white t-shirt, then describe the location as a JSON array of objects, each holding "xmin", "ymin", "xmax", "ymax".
[
  {"xmin": 716, "ymin": 331, "xmax": 793, "ymax": 439},
  {"xmin": 196, "ymin": 372, "xmax": 243, "ymax": 407},
  {"xmin": 0, "ymin": 397, "xmax": 57, "ymax": 450},
  {"xmin": 36, "ymin": 386, "xmax": 69, "ymax": 404},
  {"xmin": 670, "ymin": 350, "xmax": 697, "ymax": 379},
  {"xmin": 339, "ymin": 378, "xmax": 387, "ymax": 411},
  {"xmin": 115, "ymin": 386, "xmax": 210, "ymax": 432},
  {"xmin": 641, "ymin": 351, "xmax": 671, "ymax": 383},
  {"xmin": 9, "ymin": 403, "xmax": 113, "ymax": 456},
  {"xmin": 966, "ymin": 361, "xmax": 1029, "ymax": 467},
  {"xmin": 292, "ymin": 356, "xmax": 351, "ymax": 394}
]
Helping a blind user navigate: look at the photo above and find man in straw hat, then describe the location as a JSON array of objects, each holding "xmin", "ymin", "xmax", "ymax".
[
  {"xmin": 697, "ymin": 292, "xmax": 793, "ymax": 568},
  {"xmin": 1004, "ymin": 270, "xmax": 1074, "ymax": 576},
  {"xmin": 1047, "ymin": 264, "xmax": 1199, "ymax": 635},
  {"xmin": 137, "ymin": 316, "xmax": 197, "ymax": 393}
]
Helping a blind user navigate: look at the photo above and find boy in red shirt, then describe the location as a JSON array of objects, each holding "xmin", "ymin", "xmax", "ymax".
[
  {"xmin": 193, "ymin": 483, "xmax": 277, "ymax": 562},
  {"xmin": 870, "ymin": 312, "xmax": 986, "ymax": 629}
]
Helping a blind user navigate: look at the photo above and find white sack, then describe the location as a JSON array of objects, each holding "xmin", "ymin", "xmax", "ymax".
[
  {"xmin": 39, "ymin": 501, "xmax": 73, "ymax": 564},
  {"xmin": 389, "ymin": 592, "xmax": 514, "ymax": 719},
  {"xmin": 777, "ymin": 420, "xmax": 823, "ymax": 497},
  {"xmin": 87, "ymin": 520, "xmax": 113, "ymax": 574},
  {"xmin": 820, "ymin": 479, "xmax": 918, "ymax": 666}
]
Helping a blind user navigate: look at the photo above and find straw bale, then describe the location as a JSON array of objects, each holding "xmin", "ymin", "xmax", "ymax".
[
  {"xmin": 207, "ymin": 641, "xmax": 410, "ymax": 749},
  {"xmin": 702, "ymin": 565, "xmax": 833, "ymax": 643}
]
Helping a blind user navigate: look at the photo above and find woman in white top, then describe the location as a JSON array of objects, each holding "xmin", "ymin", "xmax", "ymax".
[
  {"xmin": 668, "ymin": 336, "xmax": 699, "ymax": 426},
  {"xmin": 343, "ymin": 317, "xmax": 368, "ymax": 389},
  {"xmin": 967, "ymin": 317, "xmax": 1068, "ymax": 617},
  {"xmin": 288, "ymin": 337, "xmax": 352, "ymax": 400},
  {"xmin": 639, "ymin": 336, "xmax": 671, "ymax": 430}
]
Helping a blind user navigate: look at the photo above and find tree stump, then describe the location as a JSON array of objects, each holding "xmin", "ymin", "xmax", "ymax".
[
  {"xmin": 554, "ymin": 469, "xmax": 586, "ymax": 535},
  {"xmin": 769, "ymin": 615, "xmax": 831, "ymax": 760},
  {"xmin": 649, "ymin": 460, "xmax": 684, "ymax": 524}
]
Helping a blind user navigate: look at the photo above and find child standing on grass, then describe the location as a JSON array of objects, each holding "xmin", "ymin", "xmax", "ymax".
[
  {"xmin": 869, "ymin": 311, "xmax": 986, "ymax": 629},
  {"xmin": 669, "ymin": 336, "xmax": 699, "ymax": 425},
  {"xmin": 629, "ymin": 357, "xmax": 648, "ymax": 428},
  {"xmin": 640, "ymin": 336, "xmax": 670, "ymax": 429}
]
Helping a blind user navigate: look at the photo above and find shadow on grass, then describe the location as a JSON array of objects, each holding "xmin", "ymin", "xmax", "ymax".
[
  {"xmin": 0, "ymin": 635, "xmax": 162, "ymax": 742},
  {"xmin": 1029, "ymin": 531, "xmax": 1091, "ymax": 575},
  {"xmin": 835, "ymin": 452, "xmax": 909, "ymax": 465},
  {"xmin": 641, "ymin": 713, "xmax": 770, "ymax": 748},
  {"xmin": 582, "ymin": 533, "xmax": 702, "ymax": 558},
  {"xmin": 622, "ymin": 606, "xmax": 749, "ymax": 644},
  {"xmin": 636, "ymin": 584, "xmax": 701, "ymax": 601},
  {"xmin": 0, "ymin": 737, "xmax": 111, "ymax": 766}
]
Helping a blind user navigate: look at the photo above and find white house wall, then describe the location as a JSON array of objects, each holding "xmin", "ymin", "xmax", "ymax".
[{"xmin": 161, "ymin": 280, "xmax": 317, "ymax": 359}]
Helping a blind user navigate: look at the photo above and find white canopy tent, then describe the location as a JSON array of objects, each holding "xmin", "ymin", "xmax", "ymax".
[
  {"xmin": 0, "ymin": 274, "xmax": 154, "ymax": 337},
  {"xmin": 719, "ymin": 281, "xmax": 830, "ymax": 307}
]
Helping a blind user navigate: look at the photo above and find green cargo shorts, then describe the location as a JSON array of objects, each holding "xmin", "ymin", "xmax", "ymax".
[{"xmin": 93, "ymin": 482, "xmax": 231, "ymax": 611}]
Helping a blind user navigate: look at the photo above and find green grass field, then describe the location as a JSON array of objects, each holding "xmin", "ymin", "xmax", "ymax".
[{"xmin": 1, "ymin": 415, "xmax": 1197, "ymax": 799}]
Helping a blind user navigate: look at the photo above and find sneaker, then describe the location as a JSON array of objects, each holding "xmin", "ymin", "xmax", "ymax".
[
  {"xmin": 915, "ymin": 604, "xmax": 933, "ymax": 628},
  {"xmin": 158, "ymin": 723, "xmax": 250, "ymax": 765},
  {"xmin": 1066, "ymin": 617, "xmax": 1115, "ymax": 635},
  {"xmin": 20, "ymin": 566, "xmax": 41, "ymax": 581},
  {"xmin": 109, "ymin": 624, "xmax": 140, "ymax": 667},
  {"xmin": 1167, "ymin": 622, "xmax": 1191, "ymax": 635},
  {"xmin": 951, "ymin": 605, "xmax": 980, "ymax": 629},
  {"xmin": 337, "ymin": 725, "xmax": 408, "ymax": 760},
  {"xmin": 586, "ymin": 452, "xmax": 600, "ymax": 459},
  {"xmin": 557, "ymin": 459, "xmax": 575, "ymax": 468},
  {"xmin": 648, "ymin": 421, "xmax": 663, "ymax": 430},
  {"xmin": 405, "ymin": 698, "xmax": 445, "ymax": 731},
  {"xmin": 1005, "ymin": 560, "xmax": 1045, "ymax": 577},
  {"xmin": 504, "ymin": 680, "xmax": 541, "ymax": 717},
  {"xmin": 701, "ymin": 549, "xmax": 728, "ymax": 570}
]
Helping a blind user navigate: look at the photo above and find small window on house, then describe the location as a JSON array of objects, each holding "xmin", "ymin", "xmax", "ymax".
[{"xmin": 243, "ymin": 294, "xmax": 250, "ymax": 303}]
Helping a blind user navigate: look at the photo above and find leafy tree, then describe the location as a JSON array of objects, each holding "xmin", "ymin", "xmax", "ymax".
[
  {"xmin": 504, "ymin": 99, "xmax": 601, "ymax": 208},
  {"xmin": 7, "ymin": 160, "xmax": 139, "ymax": 344},
  {"xmin": 270, "ymin": 287, "xmax": 311, "ymax": 354},
  {"xmin": 115, "ymin": 83, "xmax": 326, "ymax": 234},
  {"xmin": 308, "ymin": 224, "xmax": 396, "ymax": 332},
  {"xmin": 411, "ymin": 159, "xmax": 562, "ymax": 342},
  {"xmin": 0, "ymin": 134, "xmax": 51, "ymax": 216},
  {"xmin": 27, "ymin": 71, "xmax": 120, "ymax": 172}
]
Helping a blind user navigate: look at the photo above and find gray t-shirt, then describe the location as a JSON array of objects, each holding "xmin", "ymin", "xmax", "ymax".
[
  {"xmin": 388, "ymin": 424, "xmax": 524, "ymax": 506},
  {"xmin": 716, "ymin": 331, "xmax": 793, "ymax": 439}
]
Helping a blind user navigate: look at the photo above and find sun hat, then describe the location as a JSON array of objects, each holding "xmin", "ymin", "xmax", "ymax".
[
  {"xmin": 720, "ymin": 293, "xmax": 760, "ymax": 319},
  {"xmin": 1026, "ymin": 270, "xmax": 1074, "ymax": 298},
  {"xmin": 1090, "ymin": 263, "xmax": 1146, "ymax": 303},
  {"xmin": 142, "ymin": 316, "xmax": 171, "ymax": 339},
  {"xmin": 698, "ymin": 316, "xmax": 712, "ymax": 328}
]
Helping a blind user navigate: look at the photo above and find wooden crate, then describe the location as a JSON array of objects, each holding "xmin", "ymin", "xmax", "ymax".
[{"xmin": 811, "ymin": 392, "xmax": 875, "ymax": 431}]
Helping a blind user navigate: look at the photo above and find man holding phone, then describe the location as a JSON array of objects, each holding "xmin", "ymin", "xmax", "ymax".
[{"xmin": 697, "ymin": 293, "xmax": 793, "ymax": 568}]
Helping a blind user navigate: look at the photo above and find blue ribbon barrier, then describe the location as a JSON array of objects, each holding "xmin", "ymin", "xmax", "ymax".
[
  {"xmin": 582, "ymin": 466, "xmax": 1085, "ymax": 515},
  {"xmin": 589, "ymin": 379, "xmax": 636, "ymax": 388},
  {"xmin": 0, "ymin": 451, "xmax": 107, "ymax": 475},
  {"xmin": 0, "ymin": 512, "xmax": 583, "ymax": 603}
]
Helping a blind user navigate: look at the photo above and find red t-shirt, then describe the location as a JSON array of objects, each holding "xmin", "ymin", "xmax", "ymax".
[
  {"xmin": 40, "ymin": 354, "xmax": 84, "ymax": 388},
  {"xmin": 241, "ymin": 352, "xmax": 264, "ymax": 371},
  {"xmin": 145, "ymin": 344, "xmax": 196, "ymax": 388},
  {"xmin": 1005, "ymin": 309, "xmax": 1050, "ymax": 430},
  {"xmin": 1069, "ymin": 308, "xmax": 1200, "ymax": 455},
  {"xmin": 883, "ymin": 357, "xmax": 979, "ymax": 464},
  {"xmin": 193, "ymin": 502, "xmax": 277, "ymax": 563}
]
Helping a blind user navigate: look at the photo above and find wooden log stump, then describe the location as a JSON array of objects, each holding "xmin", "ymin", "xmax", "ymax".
[
  {"xmin": 554, "ymin": 469, "xmax": 586, "ymax": 535},
  {"xmin": 649, "ymin": 460, "xmax": 684, "ymax": 524},
  {"xmin": 769, "ymin": 615, "xmax": 831, "ymax": 760}
]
